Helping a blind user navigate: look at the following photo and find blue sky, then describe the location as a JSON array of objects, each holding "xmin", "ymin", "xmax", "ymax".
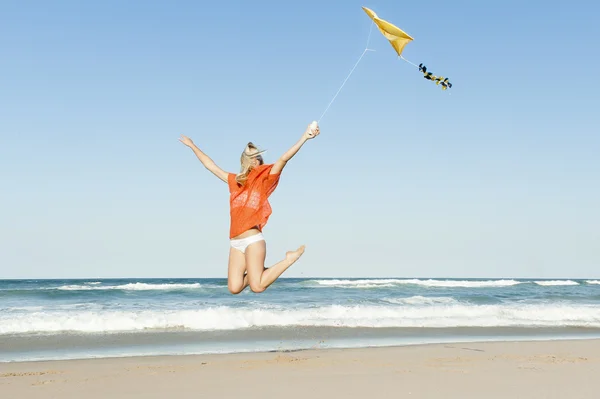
[{"xmin": 1, "ymin": 0, "xmax": 598, "ymax": 279}]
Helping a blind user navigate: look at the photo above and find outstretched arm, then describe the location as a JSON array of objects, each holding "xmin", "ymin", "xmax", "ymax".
[
  {"xmin": 271, "ymin": 122, "xmax": 320, "ymax": 175},
  {"xmin": 179, "ymin": 135, "xmax": 229, "ymax": 183}
]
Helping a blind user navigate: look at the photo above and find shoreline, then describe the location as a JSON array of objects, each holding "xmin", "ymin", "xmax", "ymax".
[
  {"xmin": 3, "ymin": 334, "xmax": 599, "ymax": 364},
  {"xmin": 2, "ymin": 338, "xmax": 599, "ymax": 398}
]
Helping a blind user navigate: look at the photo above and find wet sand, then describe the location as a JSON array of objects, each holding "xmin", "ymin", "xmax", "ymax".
[{"xmin": 2, "ymin": 339, "xmax": 599, "ymax": 398}]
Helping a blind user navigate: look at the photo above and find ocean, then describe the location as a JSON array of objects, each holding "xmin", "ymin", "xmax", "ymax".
[{"xmin": 1, "ymin": 277, "xmax": 599, "ymax": 362}]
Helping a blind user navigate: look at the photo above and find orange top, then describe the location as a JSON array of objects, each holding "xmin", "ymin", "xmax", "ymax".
[{"xmin": 227, "ymin": 164, "xmax": 281, "ymax": 239}]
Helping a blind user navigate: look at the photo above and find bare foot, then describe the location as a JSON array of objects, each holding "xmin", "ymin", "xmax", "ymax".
[{"xmin": 285, "ymin": 245, "xmax": 305, "ymax": 265}]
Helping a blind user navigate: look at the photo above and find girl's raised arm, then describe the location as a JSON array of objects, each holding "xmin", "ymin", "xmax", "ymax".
[
  {"xmin": 270, "ymin": 122, "xmax": 320, "ymax": 175},
  {"xmin": 179, "ymin": 134, "xmax": 229, "ymax": 183}
]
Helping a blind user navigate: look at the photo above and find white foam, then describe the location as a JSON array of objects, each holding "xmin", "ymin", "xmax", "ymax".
[
  {"xmin": 383, "ymin": 296, "xmax": 459, "ymax": 305},
  {"xmin": 3, "ymin": 306, "xmax": 45, "ymax": 312},
  {"xmin": 336, "ymin": 283, "xmax": 396, "ymax": 289},
  {"xmin": 309, "ymin": 279, "xmax": 523, "ymax": 288},
  {"xmin": 534, "ymin": 280, "xmax": 579, "ymax": 286},
  {"xmin": 55, "ymin": 283, "xmax": 203, "ymax": 291},
  {"xmin": 586, "ymin": 280, "xmax": 600, "ymax": 285},
  {"xmin": 312, "ymin": 279, "xmax": 404, "ymax": 286},
  {"xmin": 2, "ymin": 302, "xmax": 599, "ymax": 334},
  {"xmin": 407, "ymin": 279, "xmax": 522, "ymax": 288}
]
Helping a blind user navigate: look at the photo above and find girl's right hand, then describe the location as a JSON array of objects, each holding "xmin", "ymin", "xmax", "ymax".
[{"xmin": 179, "ymin": 134, "xmax": 194, "ymax": 147}]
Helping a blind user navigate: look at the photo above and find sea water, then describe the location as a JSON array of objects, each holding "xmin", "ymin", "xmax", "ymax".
[{"xmin": 1, "ymin": 278, "xmax": 599, "ymax": 362}]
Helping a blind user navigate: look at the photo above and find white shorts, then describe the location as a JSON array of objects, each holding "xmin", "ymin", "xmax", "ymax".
[{"xmin": 230, "ymin": 232, "xmax": 265, "ymax": 253}]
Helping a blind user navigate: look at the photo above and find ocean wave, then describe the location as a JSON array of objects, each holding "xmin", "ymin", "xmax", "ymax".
[
  {"xmin": 327, "ymin": 283, "xmax": 396, "ymax": 289},
  {"xmin": 382, "ymin": 296, "xmax": 459, "ymax": 305},
  {"xmin": 55, "ymin": 283, "xmax": 204, "ymax": 291},
  {"xmin": 308, "ymin": 279, "xmax": 523, "ymax": 288},
  {"xmin": 534, "ymin": 280, "xmax": 579, "ymax": 286},
  {"xmin": 2, "ymin": 303, "xmax": 599, "ymax": 334},
  {"xmin": 310, "ymin": 279, "xmax": 404, "ymax": 286},
  {"xmin": 586, "ymin": 281, "xmax": 600, "ymax": 285},
  {"xmin": 2, "ymin": 306, "xmax": 45, "ymax": 312}
]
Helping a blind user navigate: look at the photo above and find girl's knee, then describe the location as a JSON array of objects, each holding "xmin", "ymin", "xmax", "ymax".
[
  {"xmin": 228, "ymin": 284, "xmax": 244, "ymax": 295},
  {"xmin": 249, "ymin": 282, "xmax": 266, "ymax": 293}
]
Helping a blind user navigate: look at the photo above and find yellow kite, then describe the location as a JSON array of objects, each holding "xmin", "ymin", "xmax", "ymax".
[
  {"xmin": 362, "ymin": 7, "xmax": 413, "ymax": 57},
  {"xmin": 362, "ymin": 6, "xmax": 452, "ymax": 90}
]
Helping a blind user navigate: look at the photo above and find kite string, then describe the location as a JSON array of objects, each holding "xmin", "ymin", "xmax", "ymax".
[
  {"xmin": 399, "ymin": 55, "xmax": 419, "ymax": 69},
  {"xmin": 365, "ymin": 16, "xmax": 374, "ymax": 49},
  {"xmin": 317, "ymin": 48, "xmax": 372, "ymax": 123},
  {"xmin": 317, "ymin": 22, "xmax": 375, "ymax": 124}
]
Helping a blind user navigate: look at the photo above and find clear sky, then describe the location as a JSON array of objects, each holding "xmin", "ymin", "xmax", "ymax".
[{"xmin": 1, "ymin": 0, "xmax": 598, "ymax": 279}]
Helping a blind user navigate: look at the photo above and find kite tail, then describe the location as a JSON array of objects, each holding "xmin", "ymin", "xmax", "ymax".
[
  {"xmin": 418, "ymin": 63, "xmax": 452, "ymax": 90},
  {"xmin": 400, "ymin": 56, "xmax": 452, "ymax": 90}
]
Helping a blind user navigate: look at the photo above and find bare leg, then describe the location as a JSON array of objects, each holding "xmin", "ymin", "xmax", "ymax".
[
  {"xmin": 227, "ymin": 246, "xmax": 249, "ymax": 294},
  {"xmin": 245, "ymin": 240, "xmax": 305, "ymax": 293}
]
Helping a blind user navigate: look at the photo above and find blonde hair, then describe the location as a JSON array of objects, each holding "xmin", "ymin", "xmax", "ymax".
[{"xmin": 235, "ymin": 142, "xmax": 265, "ymax": 185}]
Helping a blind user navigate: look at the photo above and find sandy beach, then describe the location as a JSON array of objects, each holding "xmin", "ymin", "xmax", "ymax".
[{"xmin": 2, "ymin": 339, "xmax": 599, "ymax": 398}]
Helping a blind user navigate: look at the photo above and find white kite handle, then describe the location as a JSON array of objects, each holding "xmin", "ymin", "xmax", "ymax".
[{"xmin": 307, "ymin": 121, "xmax": 318, "ymax": 137}]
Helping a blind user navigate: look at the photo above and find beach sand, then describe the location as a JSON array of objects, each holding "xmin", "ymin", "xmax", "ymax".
[{"xmin": 2, "ymin": 339, "xmax": 599, "ymax": 398}]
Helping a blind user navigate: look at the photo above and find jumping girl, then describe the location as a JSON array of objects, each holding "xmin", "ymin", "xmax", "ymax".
[{"xmin": 179, "ymin": 122, "xmax": 320, "ymax": 294}]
